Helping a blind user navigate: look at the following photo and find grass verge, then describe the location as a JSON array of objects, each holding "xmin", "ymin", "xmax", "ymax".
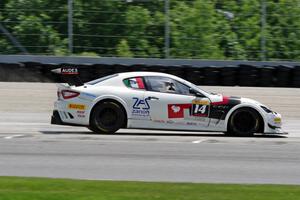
[{"xmin": 0, "ymin": 177, "xmax": 299, "ymax": 200}]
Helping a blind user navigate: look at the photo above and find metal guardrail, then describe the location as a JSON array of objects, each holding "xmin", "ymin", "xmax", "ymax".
[
  {"xmin": 0, "ymin": 55, "xmax": 299, "ymax": 87},
  {"xmin": 1, "ymin": 55, "xmax": 300, "ymax": 67}
]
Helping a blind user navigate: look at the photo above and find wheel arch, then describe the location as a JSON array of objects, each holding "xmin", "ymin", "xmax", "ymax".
[
  {"xmin": 89, "ymin": 96, "xmax": 129, "ymax": 128},
  {"xmin": 224, "ymin": 104, "xmax": 265, "ymax": 133}
]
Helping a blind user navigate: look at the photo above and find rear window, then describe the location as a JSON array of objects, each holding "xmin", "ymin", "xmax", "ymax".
[{"xmin": 86, "ymin": 74, "xmax": 118, "ymax": 85}]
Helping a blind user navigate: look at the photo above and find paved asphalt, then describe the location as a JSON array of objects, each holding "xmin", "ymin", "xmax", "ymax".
[{"xmin": 0, "ymin": 83, "xmax": 299, "ymax": 184}]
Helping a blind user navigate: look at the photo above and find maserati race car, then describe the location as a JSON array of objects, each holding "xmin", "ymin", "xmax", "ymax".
[{"xmin": 51, "ymin": 67, "xmax": 285, "ymax": 136}]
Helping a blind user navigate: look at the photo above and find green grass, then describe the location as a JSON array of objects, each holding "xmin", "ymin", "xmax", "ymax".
[{"xmin": 0, "ymin": 177, "xmax": 299, "ymax": 200}]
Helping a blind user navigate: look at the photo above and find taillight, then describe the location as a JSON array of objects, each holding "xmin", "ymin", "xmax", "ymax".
[{"xmin": 61, "ymin": 90, "xmax": 80, "ymax": 99}]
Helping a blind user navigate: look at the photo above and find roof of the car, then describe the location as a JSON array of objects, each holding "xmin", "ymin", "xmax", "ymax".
[{"xmin": 118, "ymin": 71, "xmax": 176, "ymax": 79}]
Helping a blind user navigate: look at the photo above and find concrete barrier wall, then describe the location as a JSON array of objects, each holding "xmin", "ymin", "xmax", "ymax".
[{"xmin": 0, "ymin": 55, "xmax": 300, "ymax": 87}]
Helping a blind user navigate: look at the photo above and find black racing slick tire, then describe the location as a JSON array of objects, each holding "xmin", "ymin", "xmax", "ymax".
[
  {"xmin": 227, "ymin": 107, "xmax": 261, "ymax": 137},
  {"xmin": 89, "ymin": 101, "xmax": 126, "ymax": 134}
]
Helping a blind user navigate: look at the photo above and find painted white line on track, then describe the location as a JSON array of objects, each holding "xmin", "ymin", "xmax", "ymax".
[
  {"xmin": 192, "ymin": 139, "xmax": 205, "ymax": 144},
  {"xmin": 0, "ymin": 122, "xmax": 49, "ymax": 125},
  {"xmin": 4, "ymin": 135, "xmax": 24, "ymax": 139}
]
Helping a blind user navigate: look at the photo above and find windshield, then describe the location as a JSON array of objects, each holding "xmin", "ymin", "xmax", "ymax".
[{"xmin": 86, "ymin": 74, "xmax": 118, "ymax": 85}]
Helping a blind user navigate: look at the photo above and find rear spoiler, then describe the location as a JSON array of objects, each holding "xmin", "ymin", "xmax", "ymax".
[{"xmin": 51, "ymin": 67, "xmax": 84, "ymax": 87}]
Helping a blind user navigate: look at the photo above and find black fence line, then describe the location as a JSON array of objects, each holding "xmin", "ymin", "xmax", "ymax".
[{"xmin": 0, "ymin": 60, "xmax": 299, "ymax": 87}]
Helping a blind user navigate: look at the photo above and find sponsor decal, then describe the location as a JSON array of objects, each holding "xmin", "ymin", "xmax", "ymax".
[
  {"xmin": 132, "ymin": 97, "xmax": 150, "ymax": 117},
  {"xmin": 167, "ymin": 96, "xmax": 241, "ymax": 121},
  {"xmin": 168, "ymin": 101, "xmax": 209, "ymax": 119},
  {"xmin": 191, "ymin": 104, "xmax": 208, "ymax": 117},
  {"xmin": 192, "ymin": 99, "xmax": 210, "ymax": 105},
  {"xmin": 168, "ymin": 120, "xmax": 197, "ymax": 126},
  {"xmin": 77, "ymin": 110, "xmax": 85, "ymax": 118},
  {"xmin": 168, "ymin": 120, "xmax": 185, "ymax": 125},
  {"xmin": 168, "ymin": 104, "xmax": 191, "ymax": 118},
  {"xmin": 171, "ymin": 105, "xmax": 181, "ymax": 113},
  {"xmin": 153, "ymin": 119, "xmax": 166, "ymax": 123},
  {"xmin": 68, "ymin": 103, "xmax": 86, "ymax": 110},
  {"xmin": 186, "ymin": 122, "xmax": 197, "ymax": 126},
  {"xmin": 153, "ymin": 119, "xmax": 198, "ymax": 126},
  {"xmin": 61, "ymin": 67, "xmax": 79, "ymax": 75}
]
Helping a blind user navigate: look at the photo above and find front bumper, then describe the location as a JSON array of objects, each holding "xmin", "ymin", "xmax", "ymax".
[
  {"xmin": 264, "ymin": 112, "xmax": 287, "ymax": 134},
  {"xmin": 264, "ymin": 124, "xmax": 288, "ymax": 135}
]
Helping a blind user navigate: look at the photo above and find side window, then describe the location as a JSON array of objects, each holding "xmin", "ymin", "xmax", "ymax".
[
  {"xmin": 123, "ymin": 77, "xmax": 145, "ymax": 89},
  {"xmin": 174, "ymin": 80, "xmax": 192, "ymax": 95},
  {"xmin": 145, "ymin": 76, "xmax": 170, "ymax": 93},
  {"xmin": 145, "ymin": 76, "xmax": 193, "ymax": 95}
]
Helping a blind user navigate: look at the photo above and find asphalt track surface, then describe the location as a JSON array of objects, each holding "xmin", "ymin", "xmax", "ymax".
[{"xmin": 0, "ymin": 82, "xmax": 300, "ymax": 184}]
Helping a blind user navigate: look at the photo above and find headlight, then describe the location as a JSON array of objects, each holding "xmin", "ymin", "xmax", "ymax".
[
  {"xmin": 274, "ymin": 117, "xmax": 281, "ymax": 124},
  {"xmin": 261, "ymin": 106, "xmax": 272, "ymax": 113}
]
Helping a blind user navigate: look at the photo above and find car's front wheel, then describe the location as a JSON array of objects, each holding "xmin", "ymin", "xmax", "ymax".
[
  {"xmin": 227, "ymin": 107, "xmax": 261, "ymax": 137},
  {"xmin": 89, "ymin": 101, "xmax": 126, "ymax": 134}
]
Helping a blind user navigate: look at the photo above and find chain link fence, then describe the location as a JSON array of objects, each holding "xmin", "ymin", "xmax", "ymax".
[{"xmin": 1, "ymin": 0, "xmax": 300, "ymax": 61}]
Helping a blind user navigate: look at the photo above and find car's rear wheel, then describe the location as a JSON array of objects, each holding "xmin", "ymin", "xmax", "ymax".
[
  {"xmin": 89, "ymin": 101, "xmax": 126, "ymax": 134},
  {"xmin": 227, "ymin": 107, "xmax": 261, "ymax": 137}
]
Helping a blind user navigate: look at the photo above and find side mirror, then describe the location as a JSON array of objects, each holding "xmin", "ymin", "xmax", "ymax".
[{"xmin": 189, "ymin": 88, "xmax": 205, "ymax": 97}]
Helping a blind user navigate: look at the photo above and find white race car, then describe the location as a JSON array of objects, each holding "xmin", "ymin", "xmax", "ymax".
[{"xmin": 51, "ymin": 67, "xmax": 286, "ymax": 136}]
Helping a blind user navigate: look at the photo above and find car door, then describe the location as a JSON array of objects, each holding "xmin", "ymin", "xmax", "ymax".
[
  {"xmin": 122, "ymin": 76, "xmax": 148, "ymax": 121},
  {"xmin": 144, "ymin": 76, "xmax": 211, "ymax": 131}
]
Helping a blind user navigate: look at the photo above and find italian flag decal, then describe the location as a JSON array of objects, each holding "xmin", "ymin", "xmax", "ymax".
[{"xmin": 124, "ymin": 77, "xmax": 145, "ymax": 89}]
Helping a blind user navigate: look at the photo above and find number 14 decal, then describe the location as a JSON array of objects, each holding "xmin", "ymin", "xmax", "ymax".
[{"xmin": 191, "ymin": 105, "xmax": 208, "ymax": 117}]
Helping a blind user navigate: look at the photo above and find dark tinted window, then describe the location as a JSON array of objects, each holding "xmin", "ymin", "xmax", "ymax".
[{"xmin": 145, "ymin": 76, "xmax": 192, "ymax": 95}]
